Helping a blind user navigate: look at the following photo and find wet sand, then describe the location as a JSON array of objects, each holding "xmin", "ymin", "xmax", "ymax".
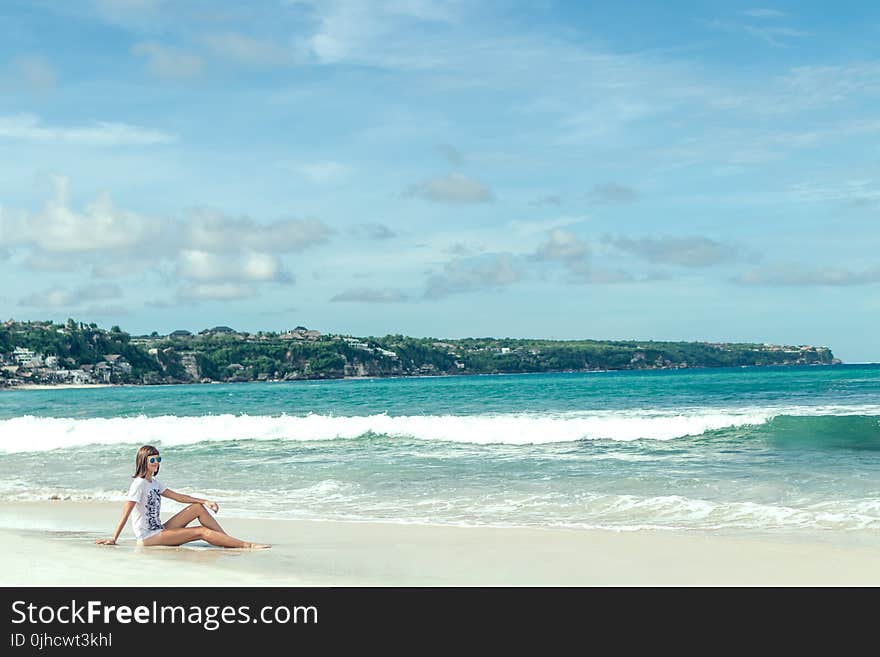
[{"xmin": 1, "ymin": 501, "xmax": 879, "ymax": 586}]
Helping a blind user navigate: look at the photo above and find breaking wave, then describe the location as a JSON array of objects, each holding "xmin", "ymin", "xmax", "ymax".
[{"xmin": 2, "ymin": 406, "xmax": 877, "ymax": 452}]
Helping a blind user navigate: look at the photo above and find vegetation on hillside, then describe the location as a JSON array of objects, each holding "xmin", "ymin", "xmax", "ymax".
[{"xmin": 0, "ymin": 319, "xmax": 840, "ymax": 386}]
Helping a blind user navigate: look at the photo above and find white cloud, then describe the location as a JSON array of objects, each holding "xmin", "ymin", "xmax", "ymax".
[
  {"xmin": 3, "ymin": 176, "xmax": 165, "ymax": 254},
  {"xmin": 0, "ymin": 113, "xmax": 175, "ymax": 145},
  {"xmin": 292, "ymin": 0, "xmax": 457, "ymax": 69},
  {"xmin": 131, "ymin": 41, "xmax": 204, "ymax": 79},
  {"xmin": 424, "ymin": 252, "xmax": 523, "ymax": 299},
  {"xmin": 403, "ymin": 173, "xmax": 494, "ymax": 203},
  {"xmin": 19, "ymin": 287, "xmax": 76, "ymax": 308},
  {"xmin": 18, "ymin": 253, "xmax": 79, "ymax": 272},
  {"xmin": 605, "ymin": 236, "xmax": 757, "ymax": 268},
  {"xmin": 2, "ymin": 159, "xmax": 379, "ymax": 316},
  {"xmin": 4, "ymin": 179, "xmax": 334, "ymax": 306},
  {"xmin": 533, "ymin": 229, "xmax": 590, "ymax": 262},
  {"xmin": 530, "ymin": 229, "xmax": 647, "ymax": 285},
  {"xmin": 184, "ymin": 208, "xmax": 333, "ymax": 252},
  {"xmin": 177, "ymin": 250, "xmax": 292, "ymax": 283},
  {"xmin": 279, "ymin": 3, "xmax": 823, "ymax": 153},
  {"xmin": 19, "ymin": 282, "xmax": 122, "ymax": 308}
]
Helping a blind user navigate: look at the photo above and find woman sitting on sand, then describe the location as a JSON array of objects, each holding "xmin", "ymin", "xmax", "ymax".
[{"xmin": 95, "ymin": 445, "xmax": 270, "ymax": 549}]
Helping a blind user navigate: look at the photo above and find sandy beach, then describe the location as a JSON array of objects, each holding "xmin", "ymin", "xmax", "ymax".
[{"xmin": 1, "ymin": 501, "xmax": 878, "ymax": 586}]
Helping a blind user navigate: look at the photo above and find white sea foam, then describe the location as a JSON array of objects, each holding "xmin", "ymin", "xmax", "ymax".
[
  {"xmin": 2, "ymin": 403, "xmax": 879, "ymax": 453},
  {"xmin": 0, "ymin": 410, "xmax": 781, "ymax": 453},
  {"xmin": 0, "ymin": 480, "xmax": 126, "ymax": 503},
  {"xmin": 3, "ymin": 484, "xmax": 879, "ymax": 534}
]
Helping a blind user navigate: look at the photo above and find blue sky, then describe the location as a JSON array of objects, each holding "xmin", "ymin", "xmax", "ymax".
[{"xmin": 0, "ymin": 1, "xmax": 878, "ymax": 362}]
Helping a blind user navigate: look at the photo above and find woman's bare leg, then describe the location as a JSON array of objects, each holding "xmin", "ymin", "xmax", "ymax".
[
  {"xmin": 164, "ymin": 503, "xmax": 227, "ymax": 534},
  {"xmin": 141, "ymin": 526, "xmax": 269, "ymax": 549}
]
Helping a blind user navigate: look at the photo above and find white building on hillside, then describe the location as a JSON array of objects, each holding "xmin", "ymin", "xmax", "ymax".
[{"xmin": 13, "ymin": 347, "xmax": 42, "ymax": 368}]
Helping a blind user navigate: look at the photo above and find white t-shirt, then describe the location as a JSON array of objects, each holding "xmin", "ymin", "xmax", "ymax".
[{"xmin": 127, "ymin": 476, "xmax": 166, "ymax": 541}]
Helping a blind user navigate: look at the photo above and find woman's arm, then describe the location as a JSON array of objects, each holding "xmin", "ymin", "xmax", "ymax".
[
  {"xmin": 95, "ymin": 501, "xmax": 136, "ymax": 545},
  {"xmin": 162, "ymin": 488, "xmax": 219, "ymax": 512}
]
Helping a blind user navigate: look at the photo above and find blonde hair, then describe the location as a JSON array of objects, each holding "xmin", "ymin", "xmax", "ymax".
[{"xmin": 132, "ymin": 445, "xmax": 160, "ymax": 479}]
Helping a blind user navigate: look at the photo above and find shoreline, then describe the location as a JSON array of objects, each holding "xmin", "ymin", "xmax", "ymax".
[
  {"xmin": 3, "ymin": 383, "xmax": 117, "ymax": 391},
  {"xmin": 1, "ymin": 500, "xmax": 879, "ymax": 586},
  {"xmin": 0, "ymin": 361, "xmax": 857, "ymax": 392}
]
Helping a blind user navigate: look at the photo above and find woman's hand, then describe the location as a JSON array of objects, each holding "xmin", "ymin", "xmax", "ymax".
[
  {"xmin": 95, "ymin": 538, "xmax": 117, "ymax": 545},
  {"xmin": 203, "ymin": 501, "xmax": 219, "ymax": 513}
]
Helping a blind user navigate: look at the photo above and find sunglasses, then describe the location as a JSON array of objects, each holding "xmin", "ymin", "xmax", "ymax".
[{"xmin": 149, "ymin": 456, "xmax": 162, "ymax": 464}]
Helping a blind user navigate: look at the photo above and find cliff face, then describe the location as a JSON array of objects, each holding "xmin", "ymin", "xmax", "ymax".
[{"xmin": 178, "ymin": 352, "xmax": 200, "ymax": 381}]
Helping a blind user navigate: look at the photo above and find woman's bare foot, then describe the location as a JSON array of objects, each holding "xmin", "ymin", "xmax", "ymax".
[{"xmin": 245, "ymin": 543, "xmax": 271, "ymax": 549}]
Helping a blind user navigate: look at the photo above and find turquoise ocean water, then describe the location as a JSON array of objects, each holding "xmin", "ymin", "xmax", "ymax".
[{"xmin": 1, "ymin": 364, "xmax": 879, "ymax": 541}]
